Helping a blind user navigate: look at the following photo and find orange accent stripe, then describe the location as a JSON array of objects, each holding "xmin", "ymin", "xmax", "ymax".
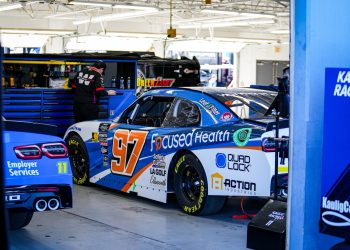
[
  {"xmin": 222, "ymin": 146, "xmax": 262, "ymax": 151},
  {"xmin": 108, "ymin": 123, "xmax": 119, "ymax": 130},
  {"xmin": 121, "ymin": 162, "xmax": 153, "ymax": 192}
]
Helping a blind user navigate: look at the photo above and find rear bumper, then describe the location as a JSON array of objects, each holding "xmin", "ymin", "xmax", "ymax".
[{"xmin": 5, "ymin": 184, "xmax": 72, "ymax": 211}]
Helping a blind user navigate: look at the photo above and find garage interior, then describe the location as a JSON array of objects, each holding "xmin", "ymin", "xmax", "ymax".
[{"xmin": 2, "ymin": 0, "xmax": 350, "ymax": 249}]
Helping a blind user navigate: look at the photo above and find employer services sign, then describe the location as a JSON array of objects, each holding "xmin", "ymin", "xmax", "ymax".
[{"xmin": 320, "ymin": 68, "xmax": 350, "ymax": 239}]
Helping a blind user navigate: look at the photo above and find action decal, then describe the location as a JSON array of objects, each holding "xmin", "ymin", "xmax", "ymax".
[
  {"xmin": 233, "ymin": 128, "xmax": 252, "ymax": 147},
  {"xmin": 111, "ymin": 129, "xmax": 148, "ymax": 176}
]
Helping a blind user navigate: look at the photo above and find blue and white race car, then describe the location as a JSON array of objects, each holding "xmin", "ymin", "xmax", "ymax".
[
  {"xmin": 3, "ymin": 117, "xmax": 73, "ymax": 229},
  {"xmin": 64, "ymin": 87, "xmax": 288, "ymax": 215}
]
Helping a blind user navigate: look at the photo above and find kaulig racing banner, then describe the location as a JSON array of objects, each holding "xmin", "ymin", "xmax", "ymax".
[{"xmin": 320, "ymin": 68, "xmax": 350, "ymax": 239}]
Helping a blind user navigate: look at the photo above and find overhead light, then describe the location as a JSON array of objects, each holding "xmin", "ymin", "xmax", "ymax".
[
  {"xmin": 208, "ymin": 37, "xmax": 278, "ymax": 44},
  {"xmin": 201, "ymin": 9, "xmax": 275, "ymax": 19},
  {"xmin": 0, "ymin": 3, "xmax": 23, "ymax": 12},
  {"xmin": 270, "ymin": 29, "xmax": 290, "ymax": 34},
  {"xmin": 73, "ymin": 8, "xmax": 159, "ymax": 25},
  {"xmin": 178, "ymin": 20, "xmax": 275, "ymax": 29},
  {"xmin": 105, "ymin": 32, "xmax": 168, "ymax": 38},
  {"xmin": 69, "ymin": 1, "xmax": 112, "ymax": 8},
  {"xmin": 0, "ymin": 28, "xmax": 74, "ymax": 35},
  {"xmin": 45, "ymin": 8, "xmax": 99, "ymax": 18},
  {"xmin": 113, "ymin": 4, "xmax": 158, "ymax": 11}
]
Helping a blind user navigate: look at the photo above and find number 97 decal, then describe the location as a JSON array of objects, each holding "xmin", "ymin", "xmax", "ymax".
[{"xmin": 111, "ymin": 129, "xmax": 148, "ymax": 176}]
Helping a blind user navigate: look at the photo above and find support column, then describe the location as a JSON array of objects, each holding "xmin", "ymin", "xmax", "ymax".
[{"xmin": 288, "ymin": 0, "xmax": 350, "ymax": 249}]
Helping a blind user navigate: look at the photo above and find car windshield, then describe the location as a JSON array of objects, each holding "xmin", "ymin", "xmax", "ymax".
[{"xmin": 210, "ymin": 91, "xmax": 277, "ymax": 120}]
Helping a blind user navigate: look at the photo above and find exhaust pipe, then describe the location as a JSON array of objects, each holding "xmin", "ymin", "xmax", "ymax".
[
  {"xmin": 48, "ymin": 198, "xmax": 60, "ymax": 210},
  {"xmin": 35, "ymin": 199, "xmax": 47, "ymax": 212}
]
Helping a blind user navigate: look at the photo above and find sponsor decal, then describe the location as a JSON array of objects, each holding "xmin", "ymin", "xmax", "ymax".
[
  {"xmin": 334, "ymin": 71, "xmax": 350, "ymax": 97},
  {"xmin": 153, "ymin": 154, "xmax": 166, "ymax": 169},
  {"xmin": 266, "ymin": 211, "xmax": 286, "ymax": 226},
  {"xmin": 199, "ymin": 98, "xmax": 220, "ymax": 115},
  {"xmin": 57, "ymin": 162, "xmax": 68, "ymax": 174},
  {"xmin": 216, "ymin": 153, "xmax": 226, "ymax": 168},
  {"xmin": 137, "ymin": 77, "xmax": 175, "ymax": 87},
  {"xmin": 101, "ymin": 146, "xmax": 108, "ymax": 154},
  {"xmin": 150, "ymin": 176, "xmax": 167, "ymax": 187},
  {"xmin": 150, "ymin": 157, "xmax": 167, "ymax": 187},
  {"xmin": 210, "ymin": 172, "xmax": 256, "ymax": 194},
  {"xmin": 321, "ymin": 197, "xmax": 350, "ymax": 226},
  {"xmin": 224, "ymin": 179, "xmax": 256, "ymax": 194},
  {"xmin": 68, "ymin": 126, "xmax": 81, "ymax": 132},
  {"xmin": 151, "ymin": 130, "xmax": 230, "ymax": 152},
  {"xmin": 111, "ymin": 129, "xmax": 148, "ymax": 176},
  {"xmin": 216, "ymin": 153, "xmax": 251, "ymax": 172},
  {"xmin": 98, "ymin": 133, "xmax": 107, "ymax": 140},
  {"xmin": 7, "ymin": 161, "xmax": 39, "ymax": 176},
  {"xmin": 99, "ymin": 123, "xmax": 110, "ymax": 132},
  {"xmin": 211, "ymin": 172, "xmax": 224, "ymax": 190},
  {"xmin": 92, "ymin": 132, "xmax": 99, "ymax": 142},
  {"xmin": 103, "ymin": 155, "xmax": 109, "ymax": 167},
  {"xmin": 233, "ymin": 128, "xmax": 252, "ymax": 147},
  {"xmin": 100, "ymin": 141, "xmax": 108, "ymax": 147},
  {"xmin": 220, "ymin": 112, "xmax": 233, "ymax": 121}
]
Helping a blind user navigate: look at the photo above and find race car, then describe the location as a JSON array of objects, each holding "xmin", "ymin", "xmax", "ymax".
[
  {"xmin": 3, "ymin": 117, "xmax": 73, "ymax": 229},
  {"xmin": 64, "ymin": 87, "xmax": 288, "ymax": 215}
]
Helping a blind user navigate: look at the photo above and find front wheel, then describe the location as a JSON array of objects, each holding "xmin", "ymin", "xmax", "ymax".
[
  {"xmin": 66, "ymin": 135, "xmax": 90, "ymax": 185},
  {"xmin": 174, "ymin": 154, "xmax": 226, "ymax": 215},
  {"xmin": 8, "ymin": 209, "xmax": 34, "ymax": 230}
]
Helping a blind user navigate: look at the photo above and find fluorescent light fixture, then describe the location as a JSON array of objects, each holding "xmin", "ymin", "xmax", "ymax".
[
  {"xmin": 69, "ymin": 1, "xmax": 112, "ymax": 8},
  {"xmin": 0, "ymin": 28, "xmax": 74, "ymax": 35},
  {"xmin": 208, "ymin": 37, "xmax": 278, "ymax": 44},
  {"xmin": 1, "ymin": 33, "xmax": 49, "ymax": 48},
  {"xmin": 45, "ymin": 8, "xmax": 99, "ymax": 18},
  {"xmin": 0, "ymin": 3, "xmax": 23, "ymax": 12},
  {"xmin": 201, "ymin": 9, "xmax": 275, "ymax": 19},
  {"xmin": 69, "ymin": 1, "xmax": 158, "ymax": 11},
  {"xmin": 178, "ymin": 20, "xmax": 275, "ymax": 29},
  {"xmin": 167, "ymin": 40, "xmax": 246, "ymax": 53},
  {"xmin": 105, "ymin": 32, "xmax": 168, "ymax": 38},
  {"xmin": 270, "ymin": 29, "xmax": 290, "ymax": 34},
  {"xmin": 113, "ymin": 4, "xmax": 158, "ymax": 11},
  {"xmin": 73, "ymin": 8, "xmax": 159, "ymax": 25},
  {"xmin": 65, "ymin": 36, "xmax": 154, "ymax": 52}
]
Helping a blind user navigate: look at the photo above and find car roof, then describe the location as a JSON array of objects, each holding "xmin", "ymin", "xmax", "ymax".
[{"xmin": 146, "ymin": 86, "xmax": 276, "ymax": 95}]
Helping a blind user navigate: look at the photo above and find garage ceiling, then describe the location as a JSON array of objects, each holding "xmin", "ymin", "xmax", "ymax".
[{"xmin": 0, "ymin": 0, "xmax": 290, "ymax": 45}]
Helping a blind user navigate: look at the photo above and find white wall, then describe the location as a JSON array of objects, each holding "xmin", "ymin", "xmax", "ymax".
[{"xmin": 237, "ymin": 44, "xmax": 290, "ymax": 87}]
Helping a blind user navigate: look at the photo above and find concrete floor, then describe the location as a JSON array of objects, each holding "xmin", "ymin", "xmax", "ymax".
[{"xmin": 8, "ymin": 184, "xmax": 266, "ymax": 250}]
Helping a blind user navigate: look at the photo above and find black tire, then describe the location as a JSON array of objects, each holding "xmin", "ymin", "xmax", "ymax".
[
  {"xmin": 174, "ymin": 154, "xmax": 226, "ymax": 215},
  {"xmin": 8, "ymin": 209, "xmax": 34, "ymax": 230},
  {"xmin": 66, "ymin": 134, "xmax": 90, "ymax": 185}
]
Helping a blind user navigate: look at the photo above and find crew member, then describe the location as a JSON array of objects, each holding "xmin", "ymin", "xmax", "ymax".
[{"xmin": 72, "ymin": 60, "xmax": 116, "ymax": 122}]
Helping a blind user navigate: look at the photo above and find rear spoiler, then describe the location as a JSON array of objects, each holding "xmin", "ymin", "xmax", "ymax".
[{"xmin": 3, "ymin": 120, "xmax": 58, "ymax": 136}]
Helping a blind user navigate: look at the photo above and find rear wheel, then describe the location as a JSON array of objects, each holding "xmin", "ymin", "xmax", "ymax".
[
  {"xmin": 66, "ymin": 135, "xmax": 90, "ymax": 185},
  {"xmin": 8, "ymin": 209, "xmax": 34, "ymax": 230},
  {"xmin": 174, "ymin": 154, "xmax": 226, "ymax": 215}
]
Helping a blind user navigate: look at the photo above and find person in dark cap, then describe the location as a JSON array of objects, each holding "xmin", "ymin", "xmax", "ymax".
[{"xmin": 72, "ymin": 60, "xmax": 116, "ymax": 123}]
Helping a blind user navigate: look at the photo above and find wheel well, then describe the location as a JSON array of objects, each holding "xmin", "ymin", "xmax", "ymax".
[
  {"xmin": 167, "ymin": 149, "xmax": 198, "ymax": 192},
  {"xmin": 64, "ymin": 131, "xmax": 80, "ymax": 142}
]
